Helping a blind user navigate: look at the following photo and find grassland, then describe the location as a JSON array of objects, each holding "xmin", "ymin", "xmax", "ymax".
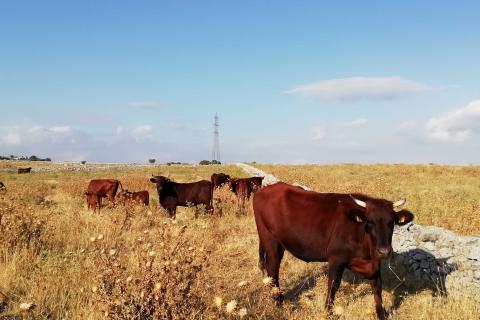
[{"xmin": 0, "ymin": 162, "xmax": 478, "ymax": 319}]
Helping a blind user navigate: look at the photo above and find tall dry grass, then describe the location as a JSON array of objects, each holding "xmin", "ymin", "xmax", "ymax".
[{"xmin": 0, "ymin": 162, "xmax": 478, "ymax": 319}]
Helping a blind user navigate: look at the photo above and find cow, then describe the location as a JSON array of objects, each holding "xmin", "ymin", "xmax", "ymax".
[
  {"xmin": 0, "ymin": 181, "xmax": 6, "ymax": 192},
  {"xmin": 211, "ymin": 173, "xmax": 231, "ymax": 189},
  {"xmin": 85, "ymin": 179, "xmax": 123, "ymax": 211},
  {"xmin": 119, "ymin": 190, "xmax": 149, "ymax": 206},
  {"xmin": 17, "ymin": 167, "xmax": 32, "ymax": 174},
  {"xmin": 150, "ymin": 175, "xmax": 213, "ymax": 218},
  {"xmin": 85, "ymin": 192, "xmax": 101, "ymax": 212},
  {"xmin": 253, "ymin": 182, "xmax": 414, "ymax": 320},
  {"xmin": 229, "ymin": 176, "xmax": 264, "ymax": 199}
]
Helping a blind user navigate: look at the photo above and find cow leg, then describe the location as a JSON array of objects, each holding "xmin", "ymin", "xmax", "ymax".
[
  {"xmin": 257, "ymin": 226, "xmax": 285, "ymax": 303},
  {"xmin": 325, "ymin": 260, "xmax": 345, "ymax": 312},
  {"xmin": 370, "ymin": 273, "xmax": 387, "ymax": 320}
]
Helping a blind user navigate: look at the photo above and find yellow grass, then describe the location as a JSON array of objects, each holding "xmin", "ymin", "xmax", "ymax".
[{"xmin": 0, "ymin": 162, "xmax": 478, "ymax": 319}]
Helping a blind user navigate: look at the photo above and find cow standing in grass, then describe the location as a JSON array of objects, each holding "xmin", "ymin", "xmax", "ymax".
[
  {"xmin": 150, "ymin": 175, "xmax": 213, "ymax": 218},
  {"xmin": 253, "ymin": 182, "xmax": 414, "ymax": 320},
  {"xmin": 85, "ymin": 179, "xmax": 123, "ymax": 211},
  {"xmin": 229, "ymin": 177, "xmax": 264, "ymax": 211},
  {"xmin": 17, "ymin": 167, "xmax": 32, "ymax": 174}
]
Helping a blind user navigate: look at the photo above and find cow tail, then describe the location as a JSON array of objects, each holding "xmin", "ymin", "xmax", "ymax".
[{"xmin": 258, "ymin": 241, "xmax": 267, "ymax": 274}]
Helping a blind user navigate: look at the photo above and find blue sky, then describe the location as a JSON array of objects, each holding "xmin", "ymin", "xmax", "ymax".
[{"xmin": 1, "ymin": 1, "xmax": 480, "ymax": 164}]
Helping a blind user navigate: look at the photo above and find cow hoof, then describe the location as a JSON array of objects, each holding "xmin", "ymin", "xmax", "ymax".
[{"xmin": 273, "ymin": 291, "xmax": 284, "ymax": 305}]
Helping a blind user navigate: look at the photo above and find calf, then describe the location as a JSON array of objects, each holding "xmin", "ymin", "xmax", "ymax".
[
  {"xmin": 119, "ymin": 190, "xmax": 149, "ymax": 206},
  {"xmin": 150, "ymin": 175, "xmax": 213, "ymax": 218}
]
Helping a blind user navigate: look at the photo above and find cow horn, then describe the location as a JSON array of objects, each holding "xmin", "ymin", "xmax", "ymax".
[
  {"xmin": 393, "ymin": 199, "xmax": 406, "ymax": 207},
  {"xmin": 350, "ymin": 195, "xmax": 366, "ymax": 208}
]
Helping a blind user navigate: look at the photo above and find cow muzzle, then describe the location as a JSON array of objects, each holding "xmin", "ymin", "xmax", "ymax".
[{"xmin": 376, "ymin": 247, "xmax": 393, "ymax": 259}]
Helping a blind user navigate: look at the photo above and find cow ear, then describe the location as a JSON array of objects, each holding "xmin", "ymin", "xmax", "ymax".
[
  {"xmin": 395, "ymin": 210, "xmax": 414, "ymax": 225},
  {"xmin": 150, "ymin": 177, "xmax": 157, "ymax": 183},
  {"xmin": 346, "ymin": 209, "xmax": 367, "ymax": 224}
]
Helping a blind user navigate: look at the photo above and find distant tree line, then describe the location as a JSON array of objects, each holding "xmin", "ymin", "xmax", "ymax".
[
  {"xmin": 0, "ymin": 155, "xmax": 52, "ymax": 161},
  {"xmin": 199, "ymin": 160, "xmax": 221, "ymax": 165}
]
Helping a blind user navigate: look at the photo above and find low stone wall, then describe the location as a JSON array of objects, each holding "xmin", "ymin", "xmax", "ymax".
[
  {"xmin": 393, "ymin": 224, "xmax": 480, "ymax": 296},
  {"xmin": 237, "ymin": 163, "xmax": 480, "ymax": 298}
]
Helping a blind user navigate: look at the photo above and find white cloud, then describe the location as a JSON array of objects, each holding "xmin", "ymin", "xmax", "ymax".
[
  {"xmin": 337, "ymin": 118, "xmax": 368, "ymax": 127},
  {"xmin": 128, "ymin": 101, "xmax": 161, "ymax": 109},
  {"xmin": 426, "ymin": 100, "xmax": 480, "ymax": 142},
  {"xmin": 286, "ymin": 76, "xmax": 428, "ymax": 102},
  {"xmin": 132, "ymin": 125, "xmax": 153, "ymax": 142}
]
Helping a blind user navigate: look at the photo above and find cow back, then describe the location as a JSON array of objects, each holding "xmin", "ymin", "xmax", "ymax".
[{"xmin": 253, "ymin": 182, "xmax": 371, "ymax": 262}]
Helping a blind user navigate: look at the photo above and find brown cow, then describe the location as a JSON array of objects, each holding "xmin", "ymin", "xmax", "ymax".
[
  {"xmin": 85, "ymin": 192, "xmax": 101, "ymax": 212},
  {"xmin": 150, "ymin": 175, "xmax": 212, "ymax": 218},
  {"xmin": 211, "ymin": 173, "xmax": 231, "ymax": 189},
  {"xmin": 119, "ymin": 190, "xmax": 149, "ymax": 206},
  {"xmin": 253, "ymin": 182, "xmax": 413, "ymax": 320},
  {"xmin": 18, "ymin": 167, "xmax": 32, "ymax": 174},
  {"xmin": 229, "ymin": 176, "xmax": 264, "ymax": 199},
  {"xmin": 85, "ymin": 179, "xmax": 123, "ymax": 211}
]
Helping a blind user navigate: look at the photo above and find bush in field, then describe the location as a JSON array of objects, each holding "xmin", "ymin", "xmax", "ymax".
[
  {"xmin": 199, "ymin": 160, "xmax": 221, "ymax": 165},
  {"xmin": 92, "ymin": 222, "xmax": 209, "ymax": 320}
]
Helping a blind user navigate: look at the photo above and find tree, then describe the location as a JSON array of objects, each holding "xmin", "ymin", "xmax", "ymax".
[
  {"xmin": 148, "ymin": 159, "xmax": 156, "ymax": 164},
  {"xmin": 199, "ymin": 160, "xmax": 211, "ymax": 165}
]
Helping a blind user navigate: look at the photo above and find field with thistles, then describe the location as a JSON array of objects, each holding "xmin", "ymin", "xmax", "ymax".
[{"xmin": 0, "ymin": 162, "xmax": 479, "ymax": 319}]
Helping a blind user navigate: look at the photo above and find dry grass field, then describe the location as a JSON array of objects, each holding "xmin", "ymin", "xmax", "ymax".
[{"xmin": 0, "ymin": 161, "xmax": 478, "ymax": 319}]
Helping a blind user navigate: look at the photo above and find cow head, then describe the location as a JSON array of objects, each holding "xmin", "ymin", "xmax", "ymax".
[
  {"xmin": 250, "ymin": 177, "xmax": 264, "ymax": 190},
  {"xmin": 348, "ymin": 196, "xmax": 414, "ymax": 259},
  {"xmin": 150, "ymin": 175, "xmax": 171, "ymax": 192},
  {"xmin": 85, "ymin": 192, "xmax": 100, "ymax": 209}
]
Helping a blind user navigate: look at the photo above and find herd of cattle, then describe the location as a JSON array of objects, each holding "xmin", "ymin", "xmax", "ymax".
[
  {"xmin": 1, "ymin": 168, "xmax": 415, "ymax": 319},
  {"xmin": 84, "ymin": 173, "xmax": 264, "ymax": 216}
]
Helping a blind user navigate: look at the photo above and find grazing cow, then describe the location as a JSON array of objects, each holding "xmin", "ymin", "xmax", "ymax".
[
  {"xmin": 229, "ymin": 176, "xmax": 264, "ymax": 199},
  {"xmin": 17, "ymin": 167, "xmax": 32, "ymax": 174},
  {"xmin": 253, "ymin": 182, "xmax": 414, "ymax": 320},
  {"xmin": 85, "ymin": 179, "xmax": 123, "ymax": 211},
  {"xmin": 211, "ymin": 173, "xmax": 231, "ymax": 189},
  {"xmin": 150, "ymin": 175, "xmax": 213, "ymax": 218},
  {"xmin": 0, "ymin": 181, "xmax": 6, "ymax": 192},
  {"xmin": 119, "ymin": 190, "xmax": 149, "ymax": 206},
  {"xmin": 85, "ymin": 192, "xmax": 101, "ymax": 212}
]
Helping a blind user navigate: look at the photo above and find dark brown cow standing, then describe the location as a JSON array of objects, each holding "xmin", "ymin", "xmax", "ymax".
[
  {"xmin": 85, "ymin": 179, "xmax": 123, "ymax": 211},
  {"xmin": 150, "ymin": 175, "xmax": 212, "ymax": 218},
  {"xmin": 17, "ymin": 167, "xmax": 32, "ymax": 174},
  {"xmin": 253, "ymin": 182, "xmax": 414, "ymax": 320},
  {"xmin": 119, "ymin": 190, "xmax": 149, "ymax": 206}
]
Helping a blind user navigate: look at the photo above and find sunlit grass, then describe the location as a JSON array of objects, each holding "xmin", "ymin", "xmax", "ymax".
[{"xmin": 0, "ymin": 162, "xmax": 478, "ymax": 319}]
